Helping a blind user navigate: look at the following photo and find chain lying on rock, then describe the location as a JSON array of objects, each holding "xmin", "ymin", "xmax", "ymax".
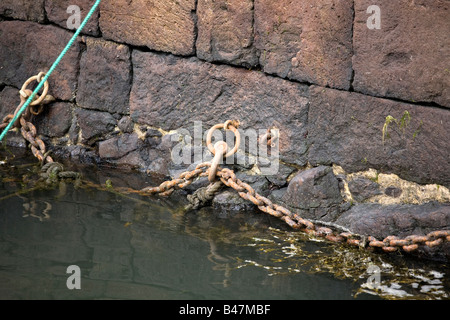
[
  {"xmin": 127, "ymin": 120, "xmax": 449, "ymax": 255},
  {"xmin": 2, "ymin": 76, "xmax": 448, "ymax": 256},
  {"xmin": 131, "ymin": 161, "xmax": 450, "ymax": 254}
]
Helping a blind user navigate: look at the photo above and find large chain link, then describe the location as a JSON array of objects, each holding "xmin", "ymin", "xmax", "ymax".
[
  {"xmin": 3, "ymin": 77, "xmax": 448, "ymax": 256},
  {"xmin": 127, "ymin": 161, "xmax": 449, "ymax": 254},
  {"xmin": 114, "ymin": 120, "xmax": 449, "ymax": 255},
  {"xmin": 1, "ymin": 72, "xmax": 54, "ymax": 164}
]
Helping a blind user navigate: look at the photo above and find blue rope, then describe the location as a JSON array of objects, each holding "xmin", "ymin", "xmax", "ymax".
[{"xmin": 0, "ymin": 0, "xmax": 102, "ymax": 142}]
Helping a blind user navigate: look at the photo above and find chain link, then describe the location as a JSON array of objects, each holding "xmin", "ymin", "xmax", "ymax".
[
  {"xmin": 3, "ymin": 77, "xmax": 448, "ymax": 256},
  {"xmin": 1, "ymin": 73, "xmax": 55, "ymax": 164},
  {"xmin": 124, "ymin": 131, "xmax": 448, "ymax": 255}
]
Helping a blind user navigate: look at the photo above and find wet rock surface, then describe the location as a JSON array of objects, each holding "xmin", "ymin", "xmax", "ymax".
[{"xmin": 336, "ymin": 202, "xmax": 450, "ymax": 239}]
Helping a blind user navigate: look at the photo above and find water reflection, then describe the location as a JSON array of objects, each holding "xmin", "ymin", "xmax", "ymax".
[{"xmin": 0, "ymin": 149, "xmax": 448, "ymax": 300}]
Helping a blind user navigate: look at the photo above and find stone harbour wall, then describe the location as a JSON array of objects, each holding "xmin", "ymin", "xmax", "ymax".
[{"xmin": 1, "ymin": 0, "xmax": 449, "ymax": 256}]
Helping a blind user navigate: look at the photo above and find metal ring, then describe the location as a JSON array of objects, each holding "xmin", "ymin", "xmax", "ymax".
[
  {"xmin": 208, "ymin": 141, "xmax": 228, "ymax": 182},
  {"xmin": 20, "ymin": 74, "xmax": 49, "ymax": 106},
  {"xmin": 206, "ymin": 121, "xmax": 240, "ymax": 158}
]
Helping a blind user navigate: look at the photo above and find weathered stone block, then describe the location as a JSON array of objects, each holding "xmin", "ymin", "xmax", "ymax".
[
  {"xmin": 353, "ymin": 0, "xmax": 450, "ymax": 107},
  {"xmin": 335, "ymin": 202, "xmax": 450, "ymax": 240},
  {"xmin": 99, "ymin": 133, "xmax": 141, "ymax": 159},
  {"xmin": 348, "ymin": 177, "xmax": 382, "ymax": 202},
  {"xmin": 45, "ymin": 0, "xmax": 100, "ymax": 36},
  {"xmin": 254, "ymin": 0, "xmax": 353, "ymax": 90},
  {"xmin": 0, "ymin": 0, "xmax": 45, "ymax": 22},
  {"xmin": 282, "ymin": 166, "xmax": 343, "ymax": 221},
  {"xmin": 35, "ymin": 102, "xmax": 73, "ymax": 138},
  {"xmin": 308, "ymin": 86, "xmax": 450, "ymax": 187},
  {"xmin": 77, "ymin": 37, "xmax": 131, "ymax": 114},
  {"xmin": 0, "ymin": 86, "xmax": 19, "ymax": 121},
  {"xmin": 75, "ymin": 108, "xmax": 116, "ymax": 143},
  {"xmin": 100, "ymin": 0, "xmax": 196, "ymax": 56},
  {"xmin": 196, "ymin": 0, "xmax": 257, "ymax": 67},
  {"xmin": 130, "ymin": 50, "xmax": 309, "ymax": 165},
  {"xmin": 0, "ymin": 21, "xmax": 80, "ymax": 101}
]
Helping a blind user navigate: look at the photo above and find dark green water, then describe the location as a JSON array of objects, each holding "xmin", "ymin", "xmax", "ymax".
[{"xmin": 0, "ymin": 148, "xmax": 448, "ymax": 300}]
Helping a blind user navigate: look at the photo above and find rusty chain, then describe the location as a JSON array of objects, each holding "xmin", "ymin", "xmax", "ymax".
[
  {"xmin": 1, "ymin": 72, "xmax": 55, "ymax": 164},
  {"xmin": 120, "ymin": 161, "xmax": 448, "ymax": 255},
  {"xmin": 118, "ymin": 120, "xmax": 448, "ymax": 255},
  {"xmin": 3, "ymin": 77, "xmax": 448, "ymax": 256}
]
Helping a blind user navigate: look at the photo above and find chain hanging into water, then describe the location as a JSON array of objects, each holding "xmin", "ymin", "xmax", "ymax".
[{"xmin": 1, "ymin": 73, "xmax": 81, "ymax": 182}]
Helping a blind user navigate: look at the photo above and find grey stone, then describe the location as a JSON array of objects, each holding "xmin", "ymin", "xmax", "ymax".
[
  {"xmin": 0, "ymin": 21, "xmax": 80, "ymax": 101},
  {"xmin": 196, "ymin": 0, "xmax": 258, "ymax": 67},
  {"xmin": 335, "ymin": 202, "xmax": 450, "ymax": 240},
  {"xmin": 77, "ymin": 37, "xmax": 131, "ymax": 115},
  {"xmin": 353, "ymin": 0, "xmax": 450, "ymax": 107},
  {"xmin": 118, "ymin": 116, "xmax": 134, "ymax": 133},
  {"xmin": 282, "ymin": 166, "xmax": 343, "ymax": 221},
  {"xmin": 348, "ymin": 177, "xmax": 382, "ymax": 202},
  {"xmin": 75, "ymin": 108, "xmax": 116, "ymax": 143},
  {"xmin": 100, "ymin": 0, "xmax": 196, "ymax": 56},
  {"xmin": 308, "ymin": 86, "xmax": 450, "ymax": 187},
  {"xmin": 45, "ymin": 0, "xmax": 100, "ymax": 36},
  {"xmin": 0, "ymin": 0, "xmax": 45, "ymax": 22},
  {"xmin": 254, "ymin": 0, "xmax": 354, "ymax": 90},
  {"xmin": 130, "ymin": 50, "xmax": 309, "ymax": 166},
  {"xmin": 98, "ymin": 133, "xmax": 141, "ymax": 159},
  {"xmin": 213, "ymin": 190, "xmax": 255, "ymax": 213},
  {"xmin": 35, "ymin": 102, "xmax": 73, "ymax": 138},
  {"xmin": 384, "ymin": 186, "xmax": 403, "ymax": 198}
]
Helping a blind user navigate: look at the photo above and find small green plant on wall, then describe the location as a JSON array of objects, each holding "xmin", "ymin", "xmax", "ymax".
[{"xmin": 382, "ymin": 110, "xmax": 411, "ymax": 143}]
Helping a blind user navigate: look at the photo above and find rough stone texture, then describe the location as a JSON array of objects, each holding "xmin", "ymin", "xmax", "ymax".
[
  {"xmin": 35, "ymin": 102, "xmax": 73, "ymax": 138},
  {"xmin": 348, "ymin": 177, "xmax": 382, "ymax": 202},
  {"xmin": 0, "ymin": 0, "xmax": 45, "ymax": 22},
  {"xmin": 308, "ymin": 86, "xmax": 450, "ymax": 187},
  {"xmin": 254, "ymin": 0, "xmax": 354, "ymax": 90},
  {"xmin": 336, "ymin": 202, "xmax": 450, "ymax": 240},
  {"xmin": 75, "ymin": 108, "xmax": 116, "ymax": 144},
  {"xmin": 212, "ymin": 190, "xmax": 256, "ymax": 214},
  {"xmin": 77, "ymin": 37, "xmax": 132, "ymax": 115},
  {"xmin": 196, "ymin": 0, "xmax": 258, "ymax": 67},
  {"xmin": 353, "ymin": 0, "xmax": 450, "ymax": 107},
  {"xmin": 0, "ymin": 86, "xmax": 19, "ymax": 121},
  {"xmin": 0, "ymin": 21, "xmax": 80, "ymax": 101},
  {"xmin": 45, "ymin": 0, "xmax": 100, "ymax": 36},
  {"xmin": 117, "ymin": 116, "xmax": 134, "ymax": 134},
  {"xmin": 130, "ymin": 50, "xmax": 309, "ymax": 166},
  {"xmin": 99, "ymin": 133, "xmax": 142, "ymax": 160},
  {"xmin": 100, "ymin": 0, "xmax": 196, "ymax": 56},
  {"xmin": 337, "ymin": 202, "xmax": 450, "ymax": 260},
  {"xmin": 281, "ymin": 166, "xmax": 343, "ymax": 221}
]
